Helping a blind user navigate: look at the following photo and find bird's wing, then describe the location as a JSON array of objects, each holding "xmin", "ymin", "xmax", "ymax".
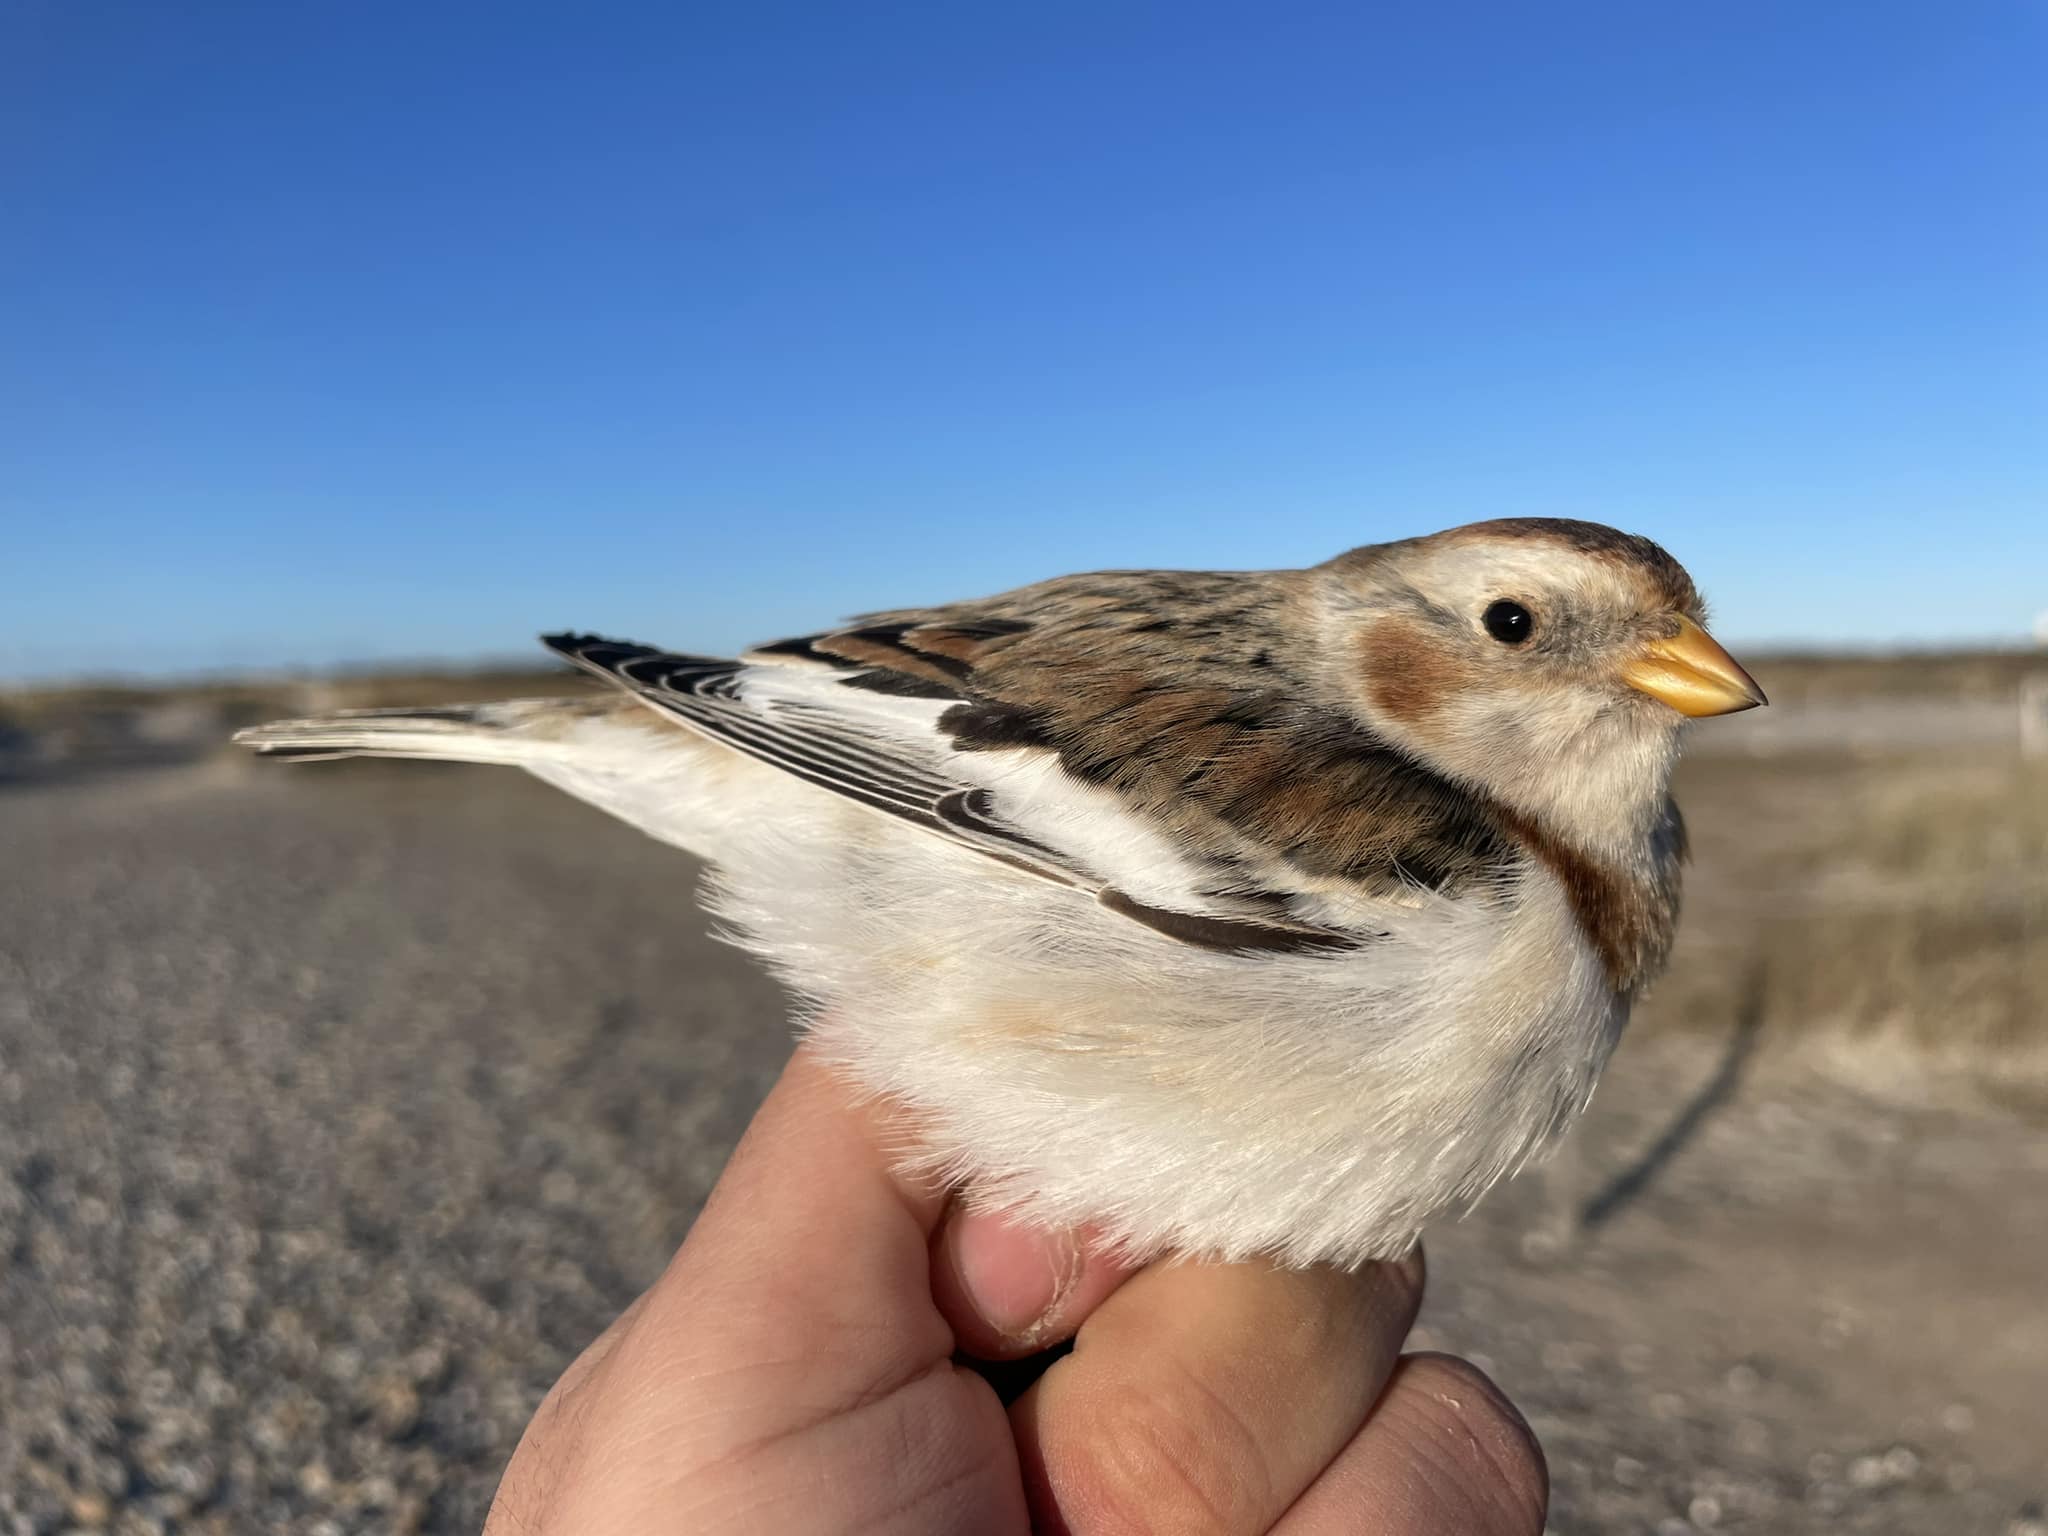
[
  {"xmin": 544, "ymin": 634, "xmax": 1094, "ymax": 886},
  {"xmin": 545, "ymin": 573, "xmax": 1513, "ymax": 952},
  {"xmin": 543, "ymin": 622, "xmax": 1368, "ymax": 954}
]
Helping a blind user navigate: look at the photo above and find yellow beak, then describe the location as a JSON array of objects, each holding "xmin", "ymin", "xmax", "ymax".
[{"xmin": 1621, "ymin": 616, "xmax": 1767, "ymax": 717}]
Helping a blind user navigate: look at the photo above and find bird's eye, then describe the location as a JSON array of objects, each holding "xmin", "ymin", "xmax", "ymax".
[{"xmin": 1483, "ymin": 600, "xmax": 1534, "ymax": 644}]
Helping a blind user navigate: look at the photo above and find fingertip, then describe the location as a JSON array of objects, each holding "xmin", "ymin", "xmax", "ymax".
[
  {"xmin": 933, "ymin": 1208, "xmax": 1133, "ymax": 1360},
  {"xmin": 1007, "ymin": 1253, "xmax": 1428, "ymax": 1536},
  {"xmin": 1399, "ymin": 1353, "xmax": 1549, "ymax": 1524},
  {"xmin": 936, "ymin": 1210, "xmax": 1076, "ymax": 1351},
  {"xmin": 1274, "ymin": 1352, "xmax": 1548, "ymax": 1536}
]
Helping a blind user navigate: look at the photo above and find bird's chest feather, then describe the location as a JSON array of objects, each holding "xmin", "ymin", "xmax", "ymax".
[
  {"xmin": 533, "ymin": 724, "xmax": 1630, "ymax": 1265},
  {"xmin": 706, "ymin": 800, "xmax": 1621, "ymax": 1265}
]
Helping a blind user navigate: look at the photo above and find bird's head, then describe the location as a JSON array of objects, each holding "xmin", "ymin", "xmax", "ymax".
[{"xmin": 1317, "ymin": 517, "xmax": 1764, "ymax": 857}]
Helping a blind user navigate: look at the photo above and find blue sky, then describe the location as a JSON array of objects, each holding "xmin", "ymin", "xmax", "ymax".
[{"xmin": 3, "ymin": 1, "xmax": 2043, "ymax": 681}]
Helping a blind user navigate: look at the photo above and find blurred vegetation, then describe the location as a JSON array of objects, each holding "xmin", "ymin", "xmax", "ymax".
[
  {"xmin": 1739, "ymin": 649, "xmax": 2042, "ymax": 702},
  {"xmin": 1644, "ymin": 751, "xmax": 2046, "ymax": 1083}
]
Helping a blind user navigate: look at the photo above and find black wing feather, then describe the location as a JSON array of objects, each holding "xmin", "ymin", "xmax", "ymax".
[
  {"xmin": 542, "ymin": 632, "xmax": 1079, "ymax": 886},
  {"xmin": 540, "ymin": 632, "xmax": 1357, "ymax": 954}
]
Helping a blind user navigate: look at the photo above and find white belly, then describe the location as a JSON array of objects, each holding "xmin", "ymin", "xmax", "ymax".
[{"xmin": 532, "ymin": 717, "xmax": 1625, "ymax": 1267}]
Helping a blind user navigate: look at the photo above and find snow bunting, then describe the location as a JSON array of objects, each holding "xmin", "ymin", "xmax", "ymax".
[{"xmin": 239, "ymin": 517, "xmax": 1763, "ymax": 1267}]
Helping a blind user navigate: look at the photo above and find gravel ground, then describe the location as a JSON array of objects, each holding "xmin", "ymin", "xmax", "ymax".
[{"xmin": 2, "ymin": 758, "xmax": 2043, "ymax": 1534}]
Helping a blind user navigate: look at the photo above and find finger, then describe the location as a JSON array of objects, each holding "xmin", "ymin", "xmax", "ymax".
[
  {"xmin": 485, "ymin": 1291, "xmax": 654, "ymax": 1534},
  {"xmin": 552, "ymin": 1289, "xmax": 651, "ymax": 1404},
  {"xmin": 642, "ymin": 1044, "xmax": 956, "ymax": 1383},
  {"xmin": 1272, "ymin": 1354, "xmax": 1547, "ymax": 1536},
  {"xmin": 931, "ymin": 1207, "xmax": 1135, "ymax": 1360},
  {"xmin": 505, "ymin": 1045, "xmax": 1028, "ymax": 1534},
  {"xmin": 1012, "ymin": 1247, "xmax": 1425, "ymax": 1536}
]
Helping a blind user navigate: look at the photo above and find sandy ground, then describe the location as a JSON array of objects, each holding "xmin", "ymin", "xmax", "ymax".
[{"xmin": 2, "ymin": 758, "xmax": 2044, "ymax": 1534}]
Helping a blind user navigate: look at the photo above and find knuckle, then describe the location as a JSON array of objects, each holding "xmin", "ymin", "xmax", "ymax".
[
  {"xmin": 1399, "ymin": 1354, "xmax": 1549, "ymax": 1534},
  {"xmin": 1045, "ymin": 1366, "xmax": 1271, "ymax": 1536}
]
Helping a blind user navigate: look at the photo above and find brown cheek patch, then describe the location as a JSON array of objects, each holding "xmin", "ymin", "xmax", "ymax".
[{"xmin": 1359, "ymin": 616, "xmax": 1476, "ymax": 728}]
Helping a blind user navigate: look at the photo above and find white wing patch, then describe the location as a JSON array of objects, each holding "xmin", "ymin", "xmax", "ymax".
[
  {"xmin": 545, "ymin": 636, "xmax": 1091, "ymax": 888},
  {"xmin": 542, "ymin": 634, "xmax": 1362, "ymax": 953}
]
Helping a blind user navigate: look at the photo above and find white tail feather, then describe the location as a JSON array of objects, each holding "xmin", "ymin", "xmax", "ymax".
[{"xmin": 232, "ymin": 700, "xmax": 590, "ymax": 766}]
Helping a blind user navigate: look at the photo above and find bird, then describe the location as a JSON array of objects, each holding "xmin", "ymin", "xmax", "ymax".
[{"xmin": 237, "ymin": 517, "xmax": 1764, "ymax": 1269}]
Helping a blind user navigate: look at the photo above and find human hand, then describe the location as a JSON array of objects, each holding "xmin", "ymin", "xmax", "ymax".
[{"xmin": 484, "ymin": 1047, "xmax": 1546, "ymax": 1534}]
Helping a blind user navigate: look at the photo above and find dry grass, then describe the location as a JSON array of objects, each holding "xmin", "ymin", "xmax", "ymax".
[
  {"xmin": 0, "ymin": 667, "xmax": 590, "ymax": 732},
  {"xmin": 1643, "ymin": 749, "xmax": 2047, "ymax": 1078},
  {"xmin": 1741, "ymin": 648, "xmax": 2041, "ymax": 703}
]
